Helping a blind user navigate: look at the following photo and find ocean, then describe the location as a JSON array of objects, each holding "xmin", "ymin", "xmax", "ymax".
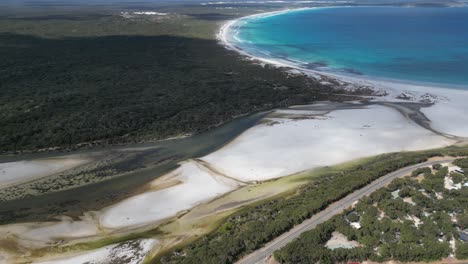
[{"xmin": 227, "ymin": 6, "xmax": 468, "ymax": 88}]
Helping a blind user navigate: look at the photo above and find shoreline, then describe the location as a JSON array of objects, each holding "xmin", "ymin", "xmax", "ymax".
[
  {"xmin": 217, "ymin": 6, "xmax": 468, "ymax": 94},
  {"xmin": 1, "ymin": 8, "xmax": 468, "ymax": 264},
  {"xmin": 217, "ymin": 6, "xmax": 468, "ymax": 140}
]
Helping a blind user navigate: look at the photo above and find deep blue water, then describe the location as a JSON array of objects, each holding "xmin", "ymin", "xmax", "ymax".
[{"xmin": 229, "ymin": 6, "xmax": 468, "ymax": 87}]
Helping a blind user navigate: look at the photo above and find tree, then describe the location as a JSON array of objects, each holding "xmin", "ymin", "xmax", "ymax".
[
  {"xmin": 370, "ymin": 188, "xmax": 391, "ymax": 203},
  {"xmin": 412, "ymin": 167, "xmax": 431, "ymax": 177},
  {"xmin": 400, "ymin": 222, "xmax": 420, "ymax": 243},
  {"xmin": 399, "ymin": 186, "xmax": 412, "ymax": 198},
  {"xmin": 452, "ymin": 173, "xmax": 464, "ymax": 184},
  {"xmin": 458, "ymin": 213, "xmax": 468, "ymax": 230},
  {"xmin": 456, "ymin": 241, "xmax": 468, "ymax": 260},
  {"xmin": 347, "ymin": 213, "xmax": 360, "ymax": 223}
]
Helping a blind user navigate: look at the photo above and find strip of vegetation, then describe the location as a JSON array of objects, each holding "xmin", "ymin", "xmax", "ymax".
[
  {"xmin": 156, "ymin": 146, "xmax": 468, "ymax": 264},
  {"xmin": 274, "ymin": 158, "xmax": 468, "ymax": 263}
]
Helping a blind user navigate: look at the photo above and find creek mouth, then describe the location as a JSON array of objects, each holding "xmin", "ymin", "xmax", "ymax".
[
  {"xmin": 0, "ymin": 112, "xmax": 266, "ymax": 224},
  {"xmin": 0, "ymin": 98, "xmax": 456, "ymax": 225}
]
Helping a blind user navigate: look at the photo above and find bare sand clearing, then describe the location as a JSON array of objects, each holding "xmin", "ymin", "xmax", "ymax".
[
  {"xmin": 325, "ymin": 231, "xmax": 361, "ymax": 249},
  {"xmin": 33, "ymin": 239, "xmax": 157, "ymax": 264},
  {"xmin": 202, "ymin": 105, "xmax": 455, "ymax": 182},
  {"xmin": 98, "ymin": 160, "xmax": 242, "ymax": 229},
  {"xmin": 0, "ymin": 156, "xmax": 89, "ymax": 188}
]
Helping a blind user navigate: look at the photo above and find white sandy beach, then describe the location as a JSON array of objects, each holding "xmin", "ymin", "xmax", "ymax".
[
  {"xmin": 211, "ymin": 6, "xmax": 468, "ymax": 181},
  {"xmin": 218, "ymin": 7, "xmax": 468, "ymax": 143}
]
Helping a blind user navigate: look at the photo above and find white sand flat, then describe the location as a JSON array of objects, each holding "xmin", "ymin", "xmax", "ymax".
[
  {"xmin": 202, "ymin": 105, "xmax": 455, "ymax": 182},
  {"xmin": 98, "ymin": 160, "xmax": 241, "ymax": 229},
  {"xmin": 0, "ymin": 157, "xmax": 88, "ymax": 188}
]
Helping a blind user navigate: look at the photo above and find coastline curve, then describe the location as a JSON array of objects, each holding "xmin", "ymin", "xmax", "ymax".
[{"xmin": 217, "ymin": 7, "xmax": 468, "ymax": 140}]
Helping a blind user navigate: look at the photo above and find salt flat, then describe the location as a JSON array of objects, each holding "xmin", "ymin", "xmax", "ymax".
[
  {"xmin": 98, "ymin": 160, "xmax": 241, "ymax": 229},
  {"xmin": 202, "ymin": 104, "xmax": 455, "ymax": 182},
  {"xmin": 0, "ymin": 156, "xmax": 88, "ymax": 188},
  {"xmin": 0, "ymin": 159, "xmax": 242, "ymax": 249},
  {"xmin": 23, "ymin": 221, "xmax": 97, "ymax": 243},
  {"xmin": 0, "ymin": 214, "xmax": 99, "ymax": 250}
]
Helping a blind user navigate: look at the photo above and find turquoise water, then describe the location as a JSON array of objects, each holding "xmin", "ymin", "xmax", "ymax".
[{"xmin": 228, "ymin": 6, "xmax": 468, "ymax": 88}]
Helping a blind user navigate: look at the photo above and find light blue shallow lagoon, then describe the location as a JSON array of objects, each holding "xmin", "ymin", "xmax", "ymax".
[{"xmin": 228, "ymin": 6, "xmax": 468, "ymax": 88}]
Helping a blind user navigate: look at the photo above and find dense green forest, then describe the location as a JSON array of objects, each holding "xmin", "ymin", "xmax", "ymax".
[
  {"xmin": 0, "ymin": 30, "xmax": 344, "ymax": 152},
  {"xmin": 157, "ymin": 147, "xmax": 468, "ymax": 264},
  {"xmin": 275, "ymin": 158, "xmax": 468, "ymax": 263}
]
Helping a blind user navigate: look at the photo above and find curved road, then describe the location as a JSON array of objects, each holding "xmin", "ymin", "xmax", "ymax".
[{"xmin": 236, "ymin": 158, "xmax": 456, "ymax": 264}]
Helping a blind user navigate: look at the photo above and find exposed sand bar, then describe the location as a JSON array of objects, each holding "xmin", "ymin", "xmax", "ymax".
[
  {"xmin": 2, "ymin": 8, "xmax": 468, "ymax": 261},
  {"xmin": 202, "ymin": 104, "xmax": 455, "ymax": 182},
  {"xmin": 373, "ymin": 80, "xmax": 468, "ymax": 138},
  {"xmin": 0, "ymin": 156, "xmax": 89, "ymax": 189},
  {"xmin": 99, "ymin": 160, "xmax": 242, "ymax": 229},
  {"xmin": 0, "ymin": 159, "xmax": 242, "ymax": 256},
  {"xmin": 0, "ymin": 103, "xmax": 460, "ymax": 263},
  {"xmin": 0, "ymin": 103, "xmax": 457, "ymax": 250}
]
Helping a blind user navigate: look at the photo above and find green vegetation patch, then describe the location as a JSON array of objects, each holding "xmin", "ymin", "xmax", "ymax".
[
  {"xmin": 274, "ymin": 159, "xmax": 468, "ymax": 263},
  {"xmin": 156, "ymin": 146, "xmax": 468, "ymax": 263},
  {"xmin": 0, "ymin": 32, "xmax": 337, "ymax": 153}
]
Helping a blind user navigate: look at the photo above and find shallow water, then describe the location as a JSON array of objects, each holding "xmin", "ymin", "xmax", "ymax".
[
  {"xmin": 0, "ymin": 112, "xmax": 265, "ymax": 223},
  {"xmin": 229, "ymin": 6, "xmax": 468, "ymax": 87}
]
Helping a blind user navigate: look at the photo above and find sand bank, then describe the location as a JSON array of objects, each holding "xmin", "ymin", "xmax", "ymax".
[
  {"xmin": 98, "ymin": 160, "xmax": 242, "ymax": 229},
  {"xmin": 202, "ymin": 104, "xmax": 455, "ymax": 182},
  {"xmin": 2, "ymin": 8, "xmax": 468, "ymax": 262},
  {"xmin": 0, "ymin": 156, "xmax": 89, "ymax": 189}
]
